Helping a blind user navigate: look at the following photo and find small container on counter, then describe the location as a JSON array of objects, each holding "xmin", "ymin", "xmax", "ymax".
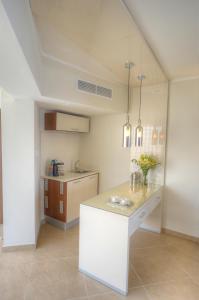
[{"xmin": 130, "ymin": 171, "xmax": 142, "ymax": 192}]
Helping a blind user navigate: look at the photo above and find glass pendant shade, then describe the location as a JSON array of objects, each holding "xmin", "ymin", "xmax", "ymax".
[
  {"xmin": 123, "ymin": 121, "xmax": 132, "ymax": 148},
  {"xmin": 135, "ymin": 74, "xmax": 145, "ymax": 147},
  {"xmin": 135, "ymin": 121, "xmax": 143, "ymax": 147}
]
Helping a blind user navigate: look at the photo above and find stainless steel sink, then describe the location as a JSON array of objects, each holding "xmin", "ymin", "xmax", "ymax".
[{"xmin": 72, "ymin": 169, "xmax": 90, "ymax": 174}]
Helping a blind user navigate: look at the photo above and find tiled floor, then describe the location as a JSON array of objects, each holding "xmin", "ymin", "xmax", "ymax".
[{"xmin": 0, "ymin": 224, "xmax": 199, "ymax": 300}]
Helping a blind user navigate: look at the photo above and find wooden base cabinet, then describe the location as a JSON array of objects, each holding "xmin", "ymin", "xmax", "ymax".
[
  {"xmin": 44, "ymin": 180, "xmax": 67, "ymax": 222},
  {"xmin": 44, "ymin": 174, "xmax": 98, "ymax": 225}
]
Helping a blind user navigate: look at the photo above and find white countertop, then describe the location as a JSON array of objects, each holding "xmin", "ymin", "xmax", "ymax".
[
  {"xmin": 82, "ymin": 182, "xmax": 162, "ymax": 217},
  {"xmin": 42, "ymin": 170, "xmax": 99, "ymax": 183}
]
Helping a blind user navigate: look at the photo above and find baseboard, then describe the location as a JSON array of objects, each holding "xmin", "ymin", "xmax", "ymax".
[
  {"xmin": 79, "ymin": 268, "xmax": 127, "ymax": 296},
  {"xmin": 2, "ymin": 243, "xmax": 36, "ymax": 252},
  {"xmin": 162, "ymin": 228, "xmax": 199, "ymax": 243},
  {"xmin": 139, "ymin": 223, "xmax": 162, "ymax": 234},
  {"xmin": 45, "ymin": 216, "xmax": 79, "ymax": 230}
]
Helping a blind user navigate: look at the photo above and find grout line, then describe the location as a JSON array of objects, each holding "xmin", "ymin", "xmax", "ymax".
[{"xmin": 142, "ymin": 285, "xmax": 153, "ymax": 300}]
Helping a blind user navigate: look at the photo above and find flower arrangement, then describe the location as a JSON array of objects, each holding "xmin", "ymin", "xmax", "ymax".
[{"xmin": 132, "ymin": 154, "xmax": 159, "ymax": 185}]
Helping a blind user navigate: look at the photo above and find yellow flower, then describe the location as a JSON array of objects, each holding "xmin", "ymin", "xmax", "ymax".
[{"xmin": 132, "ymin": 154, "xmax": 159, "ymax": 172}]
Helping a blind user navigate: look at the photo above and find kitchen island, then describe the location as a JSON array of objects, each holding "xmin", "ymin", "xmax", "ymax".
[{"xmin": 79, "ymin": 182, "xmax": 162, "ymax": 295}]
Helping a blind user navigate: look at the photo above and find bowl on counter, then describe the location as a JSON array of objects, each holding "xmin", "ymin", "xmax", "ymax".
[{"xmin": 108, "ymin": 196, "xmax": 133, "ymax": 207}]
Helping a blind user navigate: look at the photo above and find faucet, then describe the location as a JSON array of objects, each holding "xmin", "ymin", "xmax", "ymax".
[{"xmin": 74, "ymin": 160, "xmax": 80, "ymax": 171}]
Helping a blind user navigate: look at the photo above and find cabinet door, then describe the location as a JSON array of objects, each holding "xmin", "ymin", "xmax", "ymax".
[
  {"xmin": 84, "ymin": 174, "xmax": 98, "ymax": 199},
  {"xmin": 52, "ymin": 182, "xmax": 67, "ymax": 222},
  {"xmin": 67, "ymin": 174, "xmax": 98, "ymax": 222},
  {"xmin": 67, "ymin": 179, "xmax": 85, "ymax": 222},
  {"xmin": 44, "ymin": 179, "xmax": 55, "ymax": 217},
  {"xmin": 56, "ymin": 113, "xmax": 89, "ymax": 133},
  {"xmin": 44, "ymin": 180, "xmax": 67, "ymax": 222}
]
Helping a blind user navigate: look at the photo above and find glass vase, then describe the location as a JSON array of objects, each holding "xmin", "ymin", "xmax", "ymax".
[{"xmin": 142, "ymin": 169, "xmax": 149, "ymax": 186}]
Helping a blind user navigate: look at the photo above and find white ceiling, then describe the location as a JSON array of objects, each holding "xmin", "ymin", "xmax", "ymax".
[
  {"xmin": 124, "ymin": 0, "xmax": 199, "ymax": 80},
  {"xmin": 30, "ymin": 0, "xmax": 167, "ymax": 86}
]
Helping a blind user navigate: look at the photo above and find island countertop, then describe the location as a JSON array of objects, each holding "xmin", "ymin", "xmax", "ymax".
[
  {"xmin": 42, "ymin": 170, "xmax": 99, "ymax": 183},
  {"xmin": 82, "ymin": 182, "xmax": 162, "ymax": 217}
]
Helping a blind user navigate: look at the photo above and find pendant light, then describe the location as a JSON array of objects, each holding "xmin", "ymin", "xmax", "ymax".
[
  {"xmin": 135, "ymin": 74, "xmax": 145, "ymax": 147},
  {"xmin": 123, "ymin": 62, "xmax": 134, "ymax": 148}
]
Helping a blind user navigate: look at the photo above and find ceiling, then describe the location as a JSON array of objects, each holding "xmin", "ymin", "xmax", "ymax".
[
  {"xmin": 30, "ymin": 0, "xmax": 167, "ymax": 86},
  {"xmin": 124, "ymin": 0, "xmax": 199, "ymax": 80}
]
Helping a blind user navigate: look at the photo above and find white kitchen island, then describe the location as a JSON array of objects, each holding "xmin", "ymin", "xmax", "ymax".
[{"xmin": 79, "ymin": 182, "xmax": 162, "ymax": 295}]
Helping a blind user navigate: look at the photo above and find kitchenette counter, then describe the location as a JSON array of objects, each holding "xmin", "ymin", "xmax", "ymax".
[
  {"xmin": 82, "ymin": 182, "xmax": 161, "ymax": 217},
  {"xmin": 42, "ymin": 170, "xmax": 99, "ymax": 183},
  {"xmin": 79, "ymin": 181, "xmax": 163, "ymax": 296}
]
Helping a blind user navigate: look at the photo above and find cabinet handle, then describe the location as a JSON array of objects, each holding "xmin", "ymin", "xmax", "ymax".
[
  {"xmin": 60, "ymin": 182, "xmax": 64, "ymax": 195},
  {"xmin": 70, "ymin": 128, "xmax": 78, "ymax": 131},
  {"xmin": 59, "ymin": 201, "xmax": 64, "ymax": 214},
  {"xmin": 44, "ymin": 180, "xmax": 48, "ymax": 191},
  {"xmin": 45, "ymin": 196, "xmax": 48, "ymax": 209}
]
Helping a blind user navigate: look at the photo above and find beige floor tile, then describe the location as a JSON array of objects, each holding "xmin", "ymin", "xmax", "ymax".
[
  {"xmin": 133, "ymin": 251, "xmax": 189, "ymax": 284},
  {"xmin": 145, "ymin": 278, "xmax": 199, "ymax": 300},
  {"xmin": 1, "ymin": 224, "xmax": 199, "ymax": 300},
  {"xmin": 35, "ymin": 237, "xmax": 79, "ymax": 258},
  {"xmin": 88, "ymin": 287, "xmax": 149, "ymax": 300},
  {"xmin": 125, "ymin": 287, "xmax": 150, "ymax": 300},
  {"xmin": 25, "ymin": 277, "xmax": 87, "ymax": 300},
  {"xmin": 0, "ymin": 262, "xmax": 28, "ymax": 300},
  {"xmin": 128, "ymin": 266, "xmax": 143, "ymax": 288},
  {"xmin": 0, "ymin": 286, "xmax": 25, "ymax": 300},
  {"xmin": 131, "ymin": 229, "xmax": 168, "ymax": 249},
  {"xmin": 175, "ymin": 255, "xmax": 199, "ymax": 283},
  {"xmin": 132, "ymin": 244, "xmax": 175, "ymax": 260},
  {"xmin": 167, "ymin": 240, "xmax": 199, "ymax": 263},
  {"xmin": 84, "ymin": 276, "xmax": 112, "ymax": 296},
  {"xmin": 30, "ymin": 256, "xmax": 84, "ymax": 284}
]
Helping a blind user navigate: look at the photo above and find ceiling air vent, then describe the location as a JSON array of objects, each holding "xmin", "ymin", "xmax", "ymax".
[
  {"xmin": 77, "ymin": 80, "xmax": 112, "ymax": 99},
  {"xmin": 97, "ymin": 85, "xmax": 112, "ymax": 99}
]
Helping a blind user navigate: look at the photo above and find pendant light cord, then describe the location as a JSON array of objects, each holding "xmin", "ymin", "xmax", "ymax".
[
  {"xmin": 127, "ymin": 65, "xmax": 131, "ymax": 122},
  {"xmin": 138, "ymin": 77, "xmax": 143, "ymax": 124}
]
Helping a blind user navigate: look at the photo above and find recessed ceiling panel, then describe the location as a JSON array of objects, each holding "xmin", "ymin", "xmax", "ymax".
[{"xmin": 31, "ymin": 0, "xmax": 167, "ymax": 85}]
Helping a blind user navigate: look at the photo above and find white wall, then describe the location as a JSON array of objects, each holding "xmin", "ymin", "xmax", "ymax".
[
  {"xmin": 80, "ymin": 114, "xmax": 131, "ymax": 192},
  {"xmin": 34, "ymin": 103, "xmax": 41, "ymax": 241},
  {"xmin": 1, "ymin": 0, "xmax": 42, "ymax": 91},
  {"xmin": 0, "ymin": 1, "xmax": 40, "ymax": 98},
  {"xmin": 1, "ymin": 91, "xmax": 36, "ymax": 247},
  {"xmin": 164, "ymin": 79, "xmax": 199, "ymax": 238}
]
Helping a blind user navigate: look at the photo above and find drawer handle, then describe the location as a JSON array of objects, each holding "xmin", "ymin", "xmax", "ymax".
[
  {"xmin": 70, "ymin": 128, "xmax": 78, "ymax": 131},
  {"xmin": 139, "ymin": 211, "xmax": 146, "ymax": 218}
]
